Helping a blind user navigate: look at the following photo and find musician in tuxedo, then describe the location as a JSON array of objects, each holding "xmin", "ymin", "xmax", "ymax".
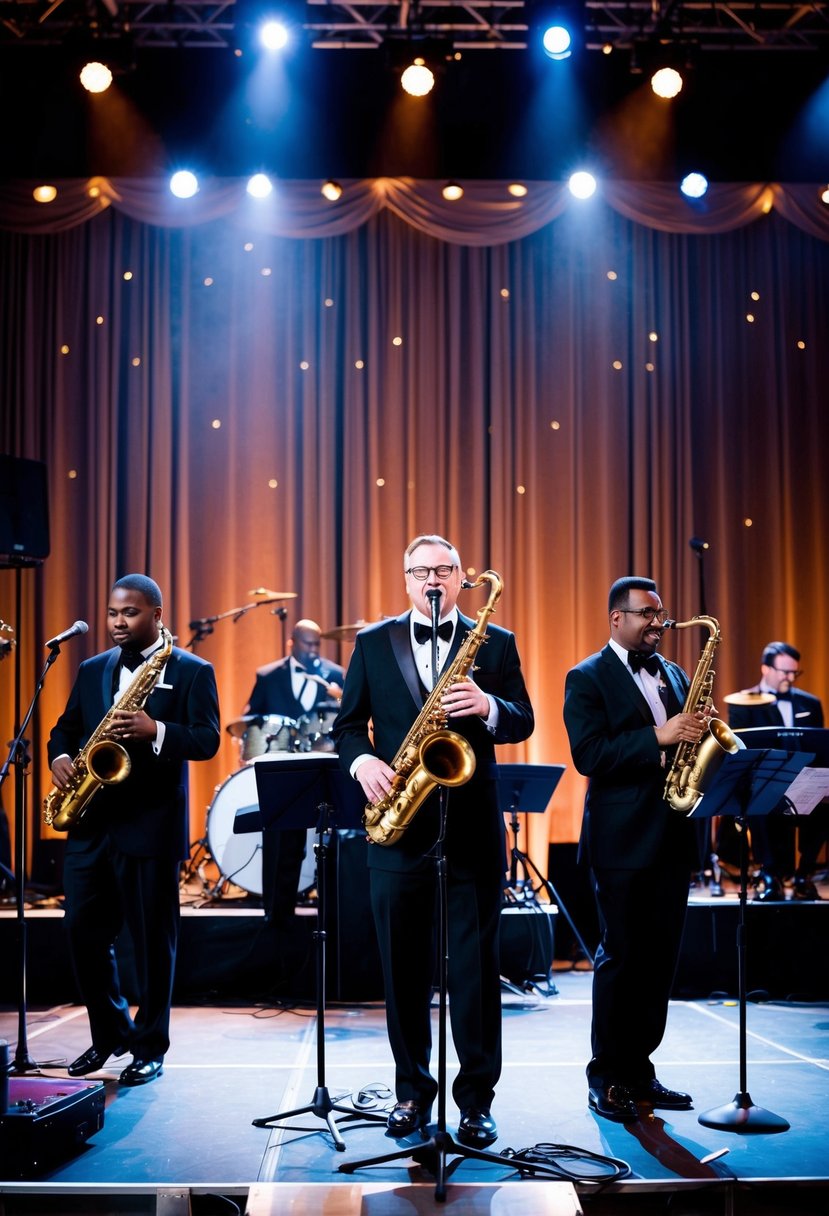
[
  {"xmin": 728, "ymin": 641, "xmax": 825, "ymax": 901},
  {"xmin": 563, "ymin": 576, "xmax": 709, "ymax": 1123},
  {"xmin": 48, "ymin": 574, "xmax": 220, "ymax": 1086},
  {"xmin": 244, "ymin": 620, "xmax": 345, "ymax": 929},
  {"xmin": 332, "ymin": 535, "xmax": 533, "ymax": 1147}
]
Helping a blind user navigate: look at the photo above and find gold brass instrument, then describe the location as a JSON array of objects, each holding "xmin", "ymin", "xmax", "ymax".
[
  {"xmin": 43, "ymin": 625, "xmax": 174, "ymax": 831},
  {"xmin": 0, "ymin": 619, "xmax": 14, "ymax": 661},
  {"xmin": 363, "ymin": 570, "xmax": 503, "ymax": 847},
  {"xmin": 662, "ymin": 615, "xmax": 745, "ymax": 816}
]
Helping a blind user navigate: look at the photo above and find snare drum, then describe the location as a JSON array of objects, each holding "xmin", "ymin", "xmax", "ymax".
[
  {"xmin": 241, "ymin": 714, "xmax": 299, "ymax": 763},
  {"xmin": 296, "ymin": 702, "xmax": 339, "ymax": 753}
]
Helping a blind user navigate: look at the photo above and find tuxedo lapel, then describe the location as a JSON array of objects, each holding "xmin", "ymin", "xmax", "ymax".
[
  {"xmin": 660, "ymin": 661, "xmax": 686, "ymax": 715},
  {"xmin": 389, "ymin": 614, "xmax": 425, "ymax": 709},
  {"xmin": 600, "ymin": 645, "xmax": 654, "ymax": 725},
  {"xmin": 101, "ymin": 649, "xmax": 121, "ymax": 711}
]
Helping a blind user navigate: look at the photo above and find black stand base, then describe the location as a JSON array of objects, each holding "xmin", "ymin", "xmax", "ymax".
[
  {"xmin": 340, "ymin": 1123, "xmax": 561, "ymax": 1199},
  {"xmin": 253, "ymin": 1085, "xmax": 386, "ymax": 1152},
  {"xmin": 698, "ymin": 1091, "xmax": 790, "ymax": 1134}
]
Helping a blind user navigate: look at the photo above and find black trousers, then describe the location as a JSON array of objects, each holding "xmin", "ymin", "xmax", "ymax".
[{"xmin": 62, "ymin": 836, "xmax": 180, "ymax": 1059}]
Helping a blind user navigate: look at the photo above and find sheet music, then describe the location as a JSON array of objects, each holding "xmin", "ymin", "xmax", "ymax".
[{"xmin": 782, "ymin": 767, "xmax": 829, "ymax": 814}]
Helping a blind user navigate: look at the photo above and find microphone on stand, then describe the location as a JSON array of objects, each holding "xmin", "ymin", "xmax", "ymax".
[
  {"xmin": 426, "ymin": 588, "xmax": 442, "ymax": 688},
  {"xmin": 45, "ymin": 620, "xmax": 88, "ymax": 649},
  {"xmin": 689, "ymin": 536, "xmax": 709, "ymax": 554}
]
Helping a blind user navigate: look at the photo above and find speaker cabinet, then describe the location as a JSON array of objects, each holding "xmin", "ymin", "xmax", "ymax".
[{"xmin": 0, "ymin": 454, "xmax": 50, "ymax": 566}]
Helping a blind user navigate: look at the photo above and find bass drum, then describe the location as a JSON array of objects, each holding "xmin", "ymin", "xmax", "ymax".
[{"xmin": 206, "ymin": 765, "xmax": 265, "ymax": 895}]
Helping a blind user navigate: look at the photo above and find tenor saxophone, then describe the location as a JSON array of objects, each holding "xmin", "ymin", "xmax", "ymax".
[
  {"xmin": 43, "ymin": 625, "xmax": 174, "ymax": 831},
  {"xmin": 363, "ymin": 570, "xmax": 503, "ymax": 846},
  {"xmin": 662, "ymin": 615, "xmax": 744, "ymax": 816}
]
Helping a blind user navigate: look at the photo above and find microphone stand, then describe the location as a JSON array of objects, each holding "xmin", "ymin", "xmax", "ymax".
[{"xmin": 185, "ymin": 596, "xmax": 293, "ymax": 651}]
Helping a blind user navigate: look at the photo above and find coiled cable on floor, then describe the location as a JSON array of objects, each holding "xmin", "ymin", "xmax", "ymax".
[{"xmin": 499, "ymin": 1141, "xmax": 631, "ymax": 1185}]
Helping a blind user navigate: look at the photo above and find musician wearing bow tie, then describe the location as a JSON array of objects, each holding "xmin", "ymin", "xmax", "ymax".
[
  {"xmin": 727, "ymin": 641, "xmax": 825, "ymax": 902},
  {"xmin": 563, "ymin": 576, "xmax": 708, "ymax": 1124},
  {"xmin": 333, "ymin": 535, "xmax": 533, "ymax": 1148}
]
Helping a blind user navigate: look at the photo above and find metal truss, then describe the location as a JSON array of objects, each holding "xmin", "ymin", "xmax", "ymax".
[{"xmin": 1, "ymin": 0, "xmax": 827, "ymax": 53}]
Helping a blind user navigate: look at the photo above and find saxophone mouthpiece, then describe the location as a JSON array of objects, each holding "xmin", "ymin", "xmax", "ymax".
[
  {"xmin": 461, "ymin": 580, "xmax": 475, "ymax": 590},
  {"xmin": 662, "ymin": 619, "xmax": 678, "ymax": 630}
]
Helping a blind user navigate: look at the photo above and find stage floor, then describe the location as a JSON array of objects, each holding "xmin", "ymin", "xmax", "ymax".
[{"xmin": 1, "ymin": 970, "xmax": 828, "ymax": 1213}]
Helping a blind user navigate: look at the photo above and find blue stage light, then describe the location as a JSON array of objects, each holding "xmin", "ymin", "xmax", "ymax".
[{"xmin": 542, "ymin": 24, "xmax": 573, "ymax": 61}]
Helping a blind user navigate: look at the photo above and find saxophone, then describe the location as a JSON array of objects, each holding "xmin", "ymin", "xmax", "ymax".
[
  {"xmin": 363, "ymin": 570, "xmax": 503, "ymax": 847},
  {"xmin": 662, "ymin": 615, "xmax": 745, "ymax": 816},
  {"xmin": 43, "ymin": 625, "xmax": 174, "ymax": 831}
]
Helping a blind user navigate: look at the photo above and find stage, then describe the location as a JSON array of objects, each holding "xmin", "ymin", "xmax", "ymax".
[{"xmin": 1, "ymin": 864, "xmax": 828, "ymax": 1213}]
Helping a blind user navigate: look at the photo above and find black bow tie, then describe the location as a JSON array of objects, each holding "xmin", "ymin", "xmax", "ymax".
[
  {"xmin": 629, "ymin": 651, "xmax": 660, "ymax": 677},
  {"xmin": 120, "ymin": 649, "xmax": 145, "ymax": 672},
  {"xmin": 775, "ymin": 689, "xmax": 792, "ymax": 702},
  {"xmin": 414, "ymin": 621, "xmax": 453, "ymax": 645}
]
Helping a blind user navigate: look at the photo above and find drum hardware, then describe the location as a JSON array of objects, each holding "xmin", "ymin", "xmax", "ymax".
[
  {"xmin": 320, "ymin": 620, "xmax": 371, "ymax": 642},
  {"xmin": 226, "ymin": 714, "xmax": 301, "ymax": 764},
  {"xmin": 186, "ymin": 590, "xmax": 298, "ymax": 649}
]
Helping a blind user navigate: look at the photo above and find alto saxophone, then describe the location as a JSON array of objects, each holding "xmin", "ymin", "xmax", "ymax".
[
  {"xmin": 662, "ymin": 615, "xmax": 744, "ymax": 816},
  {"xmin": 43, "ymin": 625, "xmax": 175, "ymax": 832},
  {"xmin": 363, "ymin": 570, "xmax": 503, "ymax": 847}
]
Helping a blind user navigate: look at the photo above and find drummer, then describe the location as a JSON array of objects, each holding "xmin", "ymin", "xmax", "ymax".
[{"xmin": 243, "ymin": 620, "xmax": 345, "ymax": 940}]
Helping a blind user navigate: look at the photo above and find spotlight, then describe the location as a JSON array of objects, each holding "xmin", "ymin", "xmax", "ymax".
[
  {"xmin": 79, "ymin": 61, "xmax": 113, "ymax": 94},
  {"xmin": 169, "ymin": 171, "xmax": 199, "ymax": 199},
  {"xmin": 260, "ymin": 20, "xmax": 289, "ymax": 51},
  {"xmin": 401, "ymin": 58, "xmax": 435, "ymax": 97},
  {"xmin": 542, "ymin": 25, "xmax": 573, "ymax": 61},
  {"xmin": 33, "ymin": 185, "xmax": 57, "ymax": 203},
  {"xmin": 651, "ymin": 66, "xmax": 683, "ymax": 99},
  {"xmin": 246, "ymin": 174, "xmax": 273, "ymax": 198},
  {"xmin": 568, "ymin": 171, "xmax": 597, "ymax": 199},
  {"xmin": 822, "ymin": 186, "xmax": 829, "ymax": 206},
  {"xmin": 321, "ymin": 180, "xmax": 343, "ymax": 201},
  {"xmin": 681, "ymin": 173, "xmax": 709, "ymax": 199},
  {"xmin": 442, "ymin": 182, "xmax": 463, "ymax": 201}
]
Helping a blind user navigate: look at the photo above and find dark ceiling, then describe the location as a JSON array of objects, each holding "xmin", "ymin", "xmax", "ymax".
[{"xmin": 2, "ymin": 1, "xmax": 828, "ymax": 181}]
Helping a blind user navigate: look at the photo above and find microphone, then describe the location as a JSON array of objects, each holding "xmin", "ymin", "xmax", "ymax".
[
  {"xmin": 45, "ymin": 620, "xmax": 89, "ymax": 649},
  {"xmin": 689, "ymin": 537, "xmax": 709, "ymax": 554},
  {"xmin": 426, "ymin": 587, "xmax": 441, "ymax": 632}
]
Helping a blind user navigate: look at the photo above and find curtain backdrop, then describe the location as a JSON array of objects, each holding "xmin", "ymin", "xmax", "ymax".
[{"xmin": 2, "ymin": 179, "xmax": 828, "ymax": 880}]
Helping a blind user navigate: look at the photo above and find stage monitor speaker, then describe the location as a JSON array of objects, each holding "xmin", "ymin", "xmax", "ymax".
[{"xmin": 0, "ymin": 454, "xmax": 50, "ymax": 566}]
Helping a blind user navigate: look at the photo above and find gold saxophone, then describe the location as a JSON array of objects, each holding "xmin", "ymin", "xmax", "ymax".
[
  {"xmin": 662, "ymin": 615, "xmax": 745, "ymax": 816},
  {"xmin": 363, "ymin": 570, "xmax": 503, "ymax": 847},
  {"xmin": 43, "ymin": 625, "xmax": 174, "ymax": 832}
]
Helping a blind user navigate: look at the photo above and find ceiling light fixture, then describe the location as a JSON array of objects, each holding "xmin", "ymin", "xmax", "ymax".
[
  {"xmin": 321, "ymin": 180, "xmax": 343, "ymax": 201},
  {"xmin": 651, "ymin": 65, "xmax": 683, "ymax": 99},
  {"xmin": 401, "ymin": 58, "xmax": 435, "ymax": 97},
  {"xmin": 442, "ymin": 182, "xmax": 463, "ymax": 201},
  {"xmin": 79, "ymin": 61, "xmax": 113, "ymax": 94}
]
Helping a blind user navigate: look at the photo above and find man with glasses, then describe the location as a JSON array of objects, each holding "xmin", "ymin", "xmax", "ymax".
[
  {"xmin": 333, "ymin": 534, "xmax": 533, "ymax": 1147},
  {"xmin": 727, "ymin": 642, "xmax": 825, "ymax": 901},
  {"xmin": 563, "ymin": 576, "xmax": 708, "ymax": 1123}
]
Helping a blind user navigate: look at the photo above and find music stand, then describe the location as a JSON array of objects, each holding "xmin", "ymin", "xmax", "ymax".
[
  {"xmin": 689, "ymin": 746, "xmax": 815, "ymax": 1133},
  {"xmin": 242, "ymin": 754, "xmax": 387, "ymax": 1150},
  {"xmin": 498, "ymin": 763, "xmax": 594, "ymax": 968}
]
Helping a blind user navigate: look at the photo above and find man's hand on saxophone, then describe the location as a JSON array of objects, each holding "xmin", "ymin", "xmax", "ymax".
[
  {"xmin": 110, "ymin": 707, "xmax": 158, "ymax": 742},
  {"xmin": 441, "ymin": 674, "xmax": 489, "ymax": 719},
  {"xmin": 655, "ymin": 708, "xmax": 710, "ymax": 748},
  {"xmin": 354, "ymin": 755, "xmax": 396, "ymax": 804},
  {"xmin": 50, "ymin": 754, "xmax": 76, "ymax": 790}
]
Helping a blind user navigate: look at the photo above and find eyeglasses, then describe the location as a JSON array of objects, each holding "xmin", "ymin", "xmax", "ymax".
[
  {"xmin": 406, "ymin": 565, "xmax": 457, "ymax": 581},
  {"xmin": 772, "ymin": 666, "xmax": 803, "ymax": 679},
  {"xmin": 619, "ymin": 607, "xmax": 669, "ymax": 624}
]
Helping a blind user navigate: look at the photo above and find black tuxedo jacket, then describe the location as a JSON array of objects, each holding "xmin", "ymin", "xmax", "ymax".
[
  {"xmin": 563, "ymin": 644, "xmax": 697, "ymax": 870},
  {"xmin": 728, "ymin": 686, "xmax": 824, "ymax": 732},
  {"xmin": 246, "ymin": 655, "xmax": 345, "ymax": 720},
  {"xmin": 48, "ymin": 646, "xmax": 220, "ymax": 861},
  {"xmin": 332, "ymin": 611, "xmax": 534, "ymax": 877}
]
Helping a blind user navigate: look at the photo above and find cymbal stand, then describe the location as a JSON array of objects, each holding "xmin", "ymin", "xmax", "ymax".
[
  {"xmin": 340, "ymin": 789, "xmax": 570, "ymax": 1199},
  {"xmin": 252, "ymin": 798, "xmax": 386, "ymax": 1149}
]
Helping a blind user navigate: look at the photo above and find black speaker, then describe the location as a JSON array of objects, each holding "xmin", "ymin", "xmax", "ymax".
[{"xmin": 0, "ymin": 454, "xmax": 50, "ymax": 567}]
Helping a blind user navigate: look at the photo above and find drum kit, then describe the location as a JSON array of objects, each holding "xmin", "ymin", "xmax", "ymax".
[{"xmin": 202, "ymin": 612, "xmax": 376, "ymax": 899}]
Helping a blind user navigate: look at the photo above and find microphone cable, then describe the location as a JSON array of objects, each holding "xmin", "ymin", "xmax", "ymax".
[{"xmin": 498, "ymin": 1140, "xmax": 631, "ymax": 1186}]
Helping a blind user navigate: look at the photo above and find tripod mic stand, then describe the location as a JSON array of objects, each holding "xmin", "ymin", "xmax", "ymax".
[
  {"xmin": 248, "ymin": 755, "xmax": 387, "ymax": 1150},
  {"xmin": 339, "ymin": 787, "xmax": 573, "ymax": 1199}
]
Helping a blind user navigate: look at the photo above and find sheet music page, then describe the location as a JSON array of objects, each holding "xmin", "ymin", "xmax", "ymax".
[{"xmin": 784, "ymin": 768, "xmax": 829, "ymax": 814}]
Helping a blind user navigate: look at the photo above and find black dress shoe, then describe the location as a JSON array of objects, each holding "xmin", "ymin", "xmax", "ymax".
[
  {"xmin": 754, "ymin": 872, "xmax": 785, "ymax": 902},
  {"xmin": 387, "ymin": 1100, "xmax": 426, "ymax": 1136},
  {"xmin": 588, "ymin": 1085, "xmax": 639, "ymax": 1123},
  {"xmin": 793, "ymin": 877, "xmax": 821, "ymax": 901},
  {"xmin": 67, "ymin": 1044, "xmax": 128, "ymax": 1077},
  {"xmin": 632, "ymin": 1079, "xmax": 693, "ymax": 1109},
  {"xmin": 457, "ymin": 1107, "xmax": 498, "ymax": 1147},
  {"xmin": 119, "ymin": 1057, "xmax": 164, "ymax": 1087}
]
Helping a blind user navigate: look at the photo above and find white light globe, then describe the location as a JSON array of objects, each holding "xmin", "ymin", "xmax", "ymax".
[
  {"xmin": 246, "ymin": 174, "xmax": 273, "ymax": 199},
  {"xmin": 401, "ymin": 59, "xmax": 435, "ymax": 97},
  {"xmin": 260, "ymin": 21, "xmax": 289, "ymax": 51},
  {"xmin": 681, "ymin": 173, "xmax": 709, "ymax": 199},
  {"xmin": 568, "ymin": 171, "xmax": 597, "ymax": 200},
  {"xmin": 80, "ymin": 62, "xmax": 113, "ymax": 94},
  {"xmin": 651, "ymin": 67, "xmax": 683, "ymax": 99},
  {"xmin": 542, "ymin": 26, "xmax": 572, "ymax": 61},
  {"xmin": 170, "ymin": 171, "xmax": 199, "ymax": 199}
]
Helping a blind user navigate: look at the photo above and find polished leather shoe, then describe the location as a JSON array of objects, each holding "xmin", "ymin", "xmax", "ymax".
[
  {"xmin": 632, "ymin": 1079, "xmax": 693, "ymax": 1109},
  {"xmin": 793, "ymin": 877, "xmax": 821, "ymax": 901},
  {"xmin": 119, "ymin": 1057, "xmax": 164, "ymax": 1087},
  {"xmin": 387, "ymin": 1100, "xmax": 426, "ymax": 1136},
  {"xmin": 754, "ymin": 872, "xmax": 785, "ymax": 902},
  {"xmin": 588, "ymin": 1084, "xmax": 639, "ymax": 1123},
  {"xmin": 457, "ymin": 1107, "xmax": 498, "ymax": 1147},
  {"xmin": 67, "ymin": 1044, "xmax": 128, "ymax": 1077}
]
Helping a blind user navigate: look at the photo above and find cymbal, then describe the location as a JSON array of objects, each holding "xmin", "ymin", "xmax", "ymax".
[
  {"xmin": 723, "ymin": 691, "xmax": 777, "ymax": 707},
  {"xmin": 321, "ymin": 620, "xmax": 372, "ymax": 641},
  {"xmin": 247, "ymin": 587, "xmax": 298, "ymax": 600}
]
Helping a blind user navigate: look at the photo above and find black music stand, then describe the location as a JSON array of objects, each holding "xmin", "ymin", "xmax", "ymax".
[
  {"xmin": 689, "ymin": 746, "xmax": 815, "ymax": 1134},
  {"xmin": 244, "ymin": 755, "xmax": 387, "ymax": 1149},
  {"xmin": 498, "ymin": 762, "xmax": 594, "ymax": 969}
]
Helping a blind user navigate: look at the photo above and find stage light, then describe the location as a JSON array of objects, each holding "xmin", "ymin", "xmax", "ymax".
[
  {"xmin": 568, "ymin": 171, "xmax": 597, "ymax": 199},
  {"xmin": 33, "ymin": 185, "xmax": 57, "ymax": 203},
  {"xmin": 542, "ymin": 25, "xmax": 573, "ymax": 61},
  {"xmin": 169, "ymin": 171, "xmax": 199, "ymax": 199},
  {"xmin": 821, "ymin": 185, "xmax": 829, "ymax": 205},
  {"xmin": 401, "ymin": 58, "xmax": 435, "ymax": 97},
  {"xmin": 442, "ymin": 182, "xmax": 463, "ymax": 201},
  {"xmin": 681, "ymin": 173, "xmax": 709, "ymax": 199},
  {"xmin": 321, "ymin": 180, "xmax": 343, "ymax": 201},
  {"xmin": 260, "ymin": 20, "xmax": 289, "ymax": 51},
  {"xmin": 80, "ymin": 61, "xmax": 113, "ymax": 94},
  {"xmin": 246, "ymin": 174, "xmax": 273, "ymax": 198},
  {"xmin": 651, "ymin": 66, "xmax": 683, "ymax": 99}
]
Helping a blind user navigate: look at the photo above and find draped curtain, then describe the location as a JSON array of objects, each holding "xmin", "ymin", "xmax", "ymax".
[{"xmin": 2, "ymin": 179, "xmax": 828, "ymax": 878}]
